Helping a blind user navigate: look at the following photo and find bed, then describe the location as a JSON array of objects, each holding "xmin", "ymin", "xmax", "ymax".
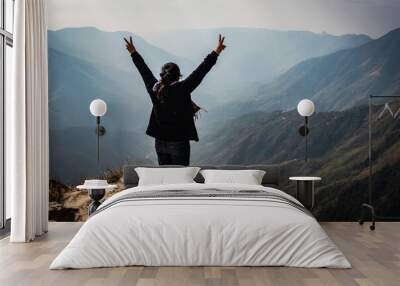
[{"xmin": 50, "ymin": 165, "xmax": 350, "ymax": 269}]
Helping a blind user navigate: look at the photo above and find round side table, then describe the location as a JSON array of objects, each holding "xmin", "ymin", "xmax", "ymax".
[
  {"xmin": 289, "ymin": 177, "xmax": 321, "ymax": 210},
  {"xmin": 77, "ymin": 183, "xmax": 116, "ymax": 215}
]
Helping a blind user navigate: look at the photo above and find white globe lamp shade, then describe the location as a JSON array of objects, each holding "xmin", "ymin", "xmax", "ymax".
[
  {"xmin": 90, "ymin": 99, "xmax": 107, "ymax": 117},
  {"xmin": 297, "ymin": 99, "xmax": 315, "ymax": 117}
]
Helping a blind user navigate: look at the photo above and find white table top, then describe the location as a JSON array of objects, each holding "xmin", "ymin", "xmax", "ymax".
[
  {"xmin": 289, "ymin": 176, "xmax": 321, "ymax": 181},
  {"xmin": 76, "ymin": 184, "xmax": 117, "ymax": 190}
]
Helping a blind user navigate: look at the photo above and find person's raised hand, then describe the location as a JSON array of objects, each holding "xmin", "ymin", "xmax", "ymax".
[
  {"xmin": 124, "ymin": 36, "xmax": 136, "ymax": 54},
  {"xmin": 214, "ymin": 34, "xmax": 226, "ymax": 54}
]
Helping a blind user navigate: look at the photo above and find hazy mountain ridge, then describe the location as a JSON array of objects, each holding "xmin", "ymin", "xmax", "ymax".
[
  {"xmin": 48, "ymin": 27, "xmax": 374, "ymax": 187},
  {"xmin": 201, "ymin": 27, "xmax": 400, "ymax": 129},
  {"xmin": 48, "ymin": 26, "xmax": 374, "ymax": 131},
  {"xmin": 147, "ymin": 27, "xmax": 371, "ymax": 90},
  {"xmin": 48, "ymin": 47, "xmax": 151, "ymax": 131},
  {"xmin": 48, "ymin": 27, "xmax": 370, "ymax": 111},
  {"xmin": 193, "ymin": 107, "xmax": 368, "ymax": 165},
  {"xmin": 50, "ymin": 127, "xmax": 154, "ymax": 185},
  {"xmin": 249, "ymin": 28, "xmax": 400, "ymax": 113},
  {"xmin": 192, "ymin": 103, "xmax": 400, "ymax": 219},
  {"xmin": 48, "ymin": 27, "xmax": 194, "ymax": 74}
]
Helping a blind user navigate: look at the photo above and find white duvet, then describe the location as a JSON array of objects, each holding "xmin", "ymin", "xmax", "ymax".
[{"xmin": 50, "ymin": 183, "xmax": 351, "ymax": 269}]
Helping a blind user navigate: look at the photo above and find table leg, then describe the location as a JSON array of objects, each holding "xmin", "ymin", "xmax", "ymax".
[
  {"xmin": 297, "ymin": 181, "xmax": 315, "ymax": 210},
  {"xmin": 88, "ymin": 189, "xmax": 105, "ymax": 215}
]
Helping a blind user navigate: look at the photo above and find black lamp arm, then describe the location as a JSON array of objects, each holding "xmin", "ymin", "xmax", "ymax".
[{"xmin": 305, "ymin": 116, "xmax": 308, "ymax": 162}]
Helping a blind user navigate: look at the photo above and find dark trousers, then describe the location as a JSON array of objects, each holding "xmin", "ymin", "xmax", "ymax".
[{"xmin": 155, "ymin": 139, "xmax": 190, "ymax": 166}]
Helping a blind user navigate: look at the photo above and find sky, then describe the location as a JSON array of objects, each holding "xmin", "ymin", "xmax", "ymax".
[{"xmin": 48, "ymin": 0, "xmax": 400, "ymax": 38}]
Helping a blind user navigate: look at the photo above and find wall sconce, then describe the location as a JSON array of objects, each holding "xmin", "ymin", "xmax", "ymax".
[
  {"xmin": 297, "ymin": 99, "xmax": 315, "ymax": 162},
  {"xmin": 89, "ymin": 99, "xmax": 107, "ymax": 163}
]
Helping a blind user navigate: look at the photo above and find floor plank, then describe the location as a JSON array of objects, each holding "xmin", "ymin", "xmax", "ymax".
[{"xmin": 0, "ymin": 222, "xmax": 399, "ymax": 286}]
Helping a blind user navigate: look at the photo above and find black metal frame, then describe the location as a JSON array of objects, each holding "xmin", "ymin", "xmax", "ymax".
[
  {"xmin": 359, "ymin": 95, "xmax": 400, "ymax": 231},
  {"xmin": 0, "ymin": 0, "xmax": 14, "ymax": 232}
]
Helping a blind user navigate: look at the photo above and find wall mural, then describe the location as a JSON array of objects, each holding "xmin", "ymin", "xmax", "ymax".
[{"xmin": 48, "ymin": 0, "xmax": 400, "ymax": 221}]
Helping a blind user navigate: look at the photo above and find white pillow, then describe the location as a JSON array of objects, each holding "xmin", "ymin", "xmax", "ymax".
[
  {"xmin": 135, "ymin": 167, "xmax": 200, "ymax": 186},
  {"xmin": 200, "ymin": 169, "xmax": 266, "ymax": 185}
]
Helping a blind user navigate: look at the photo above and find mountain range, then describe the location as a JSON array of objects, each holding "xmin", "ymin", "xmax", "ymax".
[
  {"xmin": 50, "ymin": 127, "xmax": 154, "ymax": 185},
  {"xmin": 217, "ymin": 28, "xmax": 400, "ymax": 119},
  {"xmin": 48, "ymin": 27, "xmax": 373, "ymax": 185},
  {"xmin": 48, "ymin": 26, "xmax": 400, "ymax": 220},
  {"xmin": 147, "ymin": 28, "xmax": 370, "ymax": 94},
  {"xmin": 48, "ymin": 26, "xmax": 371, "ymax": 124},
  {"xmin": 253, "ymin": 28, "xmax": 400, "ymax": 112},
  {"xmin": 48, "ymin": 27, "xmax": 193, "ymax": 131},
  {"xmin": 193, "ymin": 103, "xmax": 400, "ymax": 220}
]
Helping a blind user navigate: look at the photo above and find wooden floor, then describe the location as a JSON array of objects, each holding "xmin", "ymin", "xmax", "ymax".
[{"xmin": 0, "ymin": 222, "xmax": 399, "ymax": 286}]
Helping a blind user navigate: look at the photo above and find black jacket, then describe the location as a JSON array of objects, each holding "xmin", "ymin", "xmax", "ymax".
[{"xmin": 131, "ymin": 51, "xmax": 219, "ymax": 141}]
